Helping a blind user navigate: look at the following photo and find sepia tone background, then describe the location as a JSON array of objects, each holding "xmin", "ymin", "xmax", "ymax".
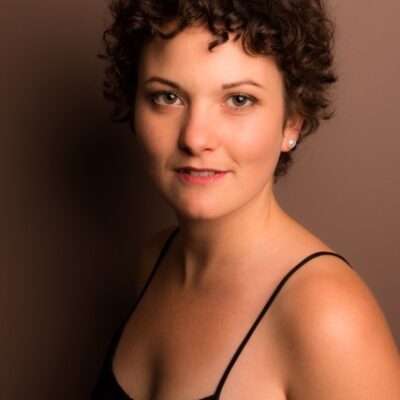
[{"xmin": 1, "ymin": 0, "xmax": 399, "ymax": 399}]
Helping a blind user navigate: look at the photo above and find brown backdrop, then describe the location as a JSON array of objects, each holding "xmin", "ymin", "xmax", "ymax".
[{"xmin": 1, "ymin": 1, "xmax": 399, "ymax": 399}]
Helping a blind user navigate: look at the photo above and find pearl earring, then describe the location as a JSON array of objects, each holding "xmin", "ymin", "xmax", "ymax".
[{"xmin": 288, "ymin": 138, "xmax": 297, "ymax": 149}]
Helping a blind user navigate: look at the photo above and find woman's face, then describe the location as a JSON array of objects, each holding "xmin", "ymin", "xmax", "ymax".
[{"xmin": 134, "ymin": 25, "xmax": 300, "ymax": 221}]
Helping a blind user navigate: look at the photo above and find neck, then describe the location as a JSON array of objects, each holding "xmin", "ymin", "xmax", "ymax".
[{"xmin": 174, "ymin": 188, "xmax": 291, "ymax": 289}]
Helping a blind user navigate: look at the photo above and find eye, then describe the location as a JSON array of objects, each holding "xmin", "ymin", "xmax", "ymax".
[
  {"xmin": 150, "ymin": 91, "xmax": 183, "ymax": 106},
  {"xmin": 226, "ymin": 94, "xmax": 257, "ymax": 109}
]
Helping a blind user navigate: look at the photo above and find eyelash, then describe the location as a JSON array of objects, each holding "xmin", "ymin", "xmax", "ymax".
[{"xmin": 148, "ymin": 90, "xmax": 258, "ymax": 110}]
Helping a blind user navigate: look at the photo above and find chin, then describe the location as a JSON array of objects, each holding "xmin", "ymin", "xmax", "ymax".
[
  {"xmin": 167, "ymin": 194, "xmax": 228, "ymax": 221},
  {"xmin": 176, "ymin": 209, "xmax": 221, "ymax": 221}
]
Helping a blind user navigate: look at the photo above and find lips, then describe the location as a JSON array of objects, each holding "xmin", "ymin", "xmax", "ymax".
[
  {"xmin": 174, "ymin": 167, "xmax": 228, "ymax": 184},
  {"xmin": 177, "ymin": 168, "xmax": 223, "ymax": 176},
  {"xmin": 184, "ymin": 170, "xmax": 217, "ymax": 176},
  {"xmin": 175, "ymin": 167, "xmax": 227, "ymax": 173}
]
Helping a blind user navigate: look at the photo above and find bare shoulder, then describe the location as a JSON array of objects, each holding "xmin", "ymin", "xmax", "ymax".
[
  {"xmin": 132, "ymin": 225, "xmax": 179, "ymax": 298},
  {"xmin": 273, "ymin": 255, "xmax": 400, "ymax": 399}
]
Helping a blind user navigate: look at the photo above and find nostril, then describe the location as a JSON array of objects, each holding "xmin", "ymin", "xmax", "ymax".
[{"xmin": 178, "ymin": 125, "xmax": 219, "ymax": 155}]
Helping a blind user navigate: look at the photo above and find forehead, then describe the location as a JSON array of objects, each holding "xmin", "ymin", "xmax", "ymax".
[{"xmin": 137, "ymin": 25, "xmax": 283, "ymax": 91}]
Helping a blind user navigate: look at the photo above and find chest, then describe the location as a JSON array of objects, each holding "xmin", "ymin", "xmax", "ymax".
[{"xmin": 111, "ymin": 283, "xmax": 288, "ymax": 400}]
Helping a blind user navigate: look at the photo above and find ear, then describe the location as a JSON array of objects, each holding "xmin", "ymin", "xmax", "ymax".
[{"xmin": 281, "ymin": 114, "xmax": 303, "ymax": 152}]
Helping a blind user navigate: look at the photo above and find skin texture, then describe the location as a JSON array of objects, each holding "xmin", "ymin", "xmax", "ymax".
[
  {"xmin": 111, "ymin": 25, "xmax": 400, "ymax": 399},
  {"xmin": 133, "ymin": 24, "xmax": 304, "ymax": 284},
  {"xmin": 134, "ymin": 25, "xmax": 300, "ymax": 224}
]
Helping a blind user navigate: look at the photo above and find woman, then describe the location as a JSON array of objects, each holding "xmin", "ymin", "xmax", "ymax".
[{"xmin": 91, "ymin": 0, "xmax": 400, "ymax": 399}]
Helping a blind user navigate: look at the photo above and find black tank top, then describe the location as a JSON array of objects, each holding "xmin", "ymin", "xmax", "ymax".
[{"xmin": 91, "ymin": 227, "xmax": 352, "ymax": 400}]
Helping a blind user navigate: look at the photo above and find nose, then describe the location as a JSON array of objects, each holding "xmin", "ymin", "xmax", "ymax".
[{"xmin": 178, "ymin": 104, "xmax": 219, "ymax": 155}]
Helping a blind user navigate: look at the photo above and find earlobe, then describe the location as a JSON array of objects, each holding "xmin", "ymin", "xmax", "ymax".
[
  {"xmin": 281, "ymin": 115, "xmax": 303, "ymax": 152},
  {"xmin": 287, "ymin": 138, "xmax": 297, "ymax": 150}
]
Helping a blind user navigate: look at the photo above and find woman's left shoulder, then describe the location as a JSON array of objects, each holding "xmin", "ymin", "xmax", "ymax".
[
  {"xmin": 275, "ymin": 254, "xmax": 400, "ymax": 399},
  {"xmin": 279, "ymin": 253, "xmax": 392, "ymax": 341}
]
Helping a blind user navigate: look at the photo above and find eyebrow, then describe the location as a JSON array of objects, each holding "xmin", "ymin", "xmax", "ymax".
[{"xmin": 143, "ymin": 76, "xmax": 265, "ymax": 90}]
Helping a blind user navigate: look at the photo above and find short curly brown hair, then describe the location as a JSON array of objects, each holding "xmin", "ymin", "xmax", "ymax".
[{"xmin": 99, "ymin": 0, "xmax": 337, "ymax": 177}]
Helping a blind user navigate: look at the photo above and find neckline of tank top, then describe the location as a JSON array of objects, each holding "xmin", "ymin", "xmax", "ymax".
[{"xmin": 109, "ymin": 226, "xmax": 352, "ymax": 400}]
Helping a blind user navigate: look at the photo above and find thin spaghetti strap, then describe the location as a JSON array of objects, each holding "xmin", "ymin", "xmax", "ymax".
[
  {"xmin": 130, "ymin": 227, "xmax": 180, "ymax": 317},
  {"xmin": 118, "ymin": 227, "xmax": 180, "ymax": 331},
  {"xmin": 214, "ymin": 251, "xmax": 352, "ymax": 397},
  {"xmin": 102, "ymin": 227, "xmax": 180, "ymax": 372}
]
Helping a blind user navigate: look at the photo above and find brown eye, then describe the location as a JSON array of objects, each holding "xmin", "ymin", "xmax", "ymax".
[
  {"xmin": 226, "ymin": 94, "xmax": 256, "ymax": 109},
  {"xmin": 151, "ymin": 91, "xmax": 183, "ymax": 105}
]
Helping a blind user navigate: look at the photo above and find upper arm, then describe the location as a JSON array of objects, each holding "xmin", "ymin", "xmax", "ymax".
[{"xmin": 281, "ymin": 258, "xmax": 400, "ymax": 399}]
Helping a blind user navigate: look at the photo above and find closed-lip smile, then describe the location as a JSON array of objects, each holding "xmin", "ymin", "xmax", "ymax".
[
  {"xmin": 175, "ymin": 167, "xmax": 228, "ymax": 173},
  {"xmin": 174, "ymin": 166, "xmax": 229, "ymax": 184}
]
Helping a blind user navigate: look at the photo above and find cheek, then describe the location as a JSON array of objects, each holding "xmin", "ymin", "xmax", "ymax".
[
  {"xmin": 134, "ymin": 102, "xmax": 173, "ymax": 166},
  {"xmin": 225, "ymin": 114, "xmax": 284, "ymax": 168}
]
